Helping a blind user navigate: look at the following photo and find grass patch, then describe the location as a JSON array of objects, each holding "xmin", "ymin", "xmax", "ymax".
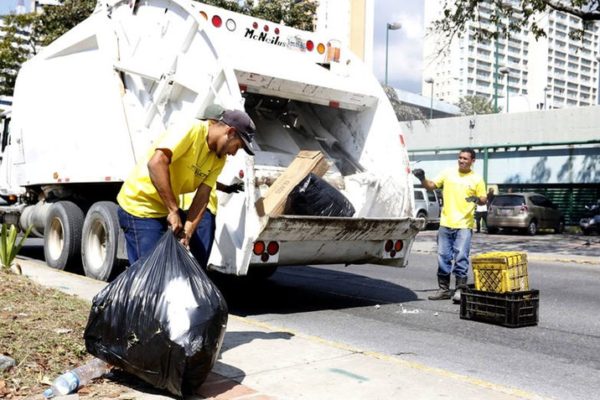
[{"xmin": 0, "ymin": 270, "xmax": 138, "ymax": 398}]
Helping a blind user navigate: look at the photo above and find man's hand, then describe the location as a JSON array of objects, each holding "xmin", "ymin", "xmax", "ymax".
[
  {"xmin": 465, "ymin": 196, "xmax": 479, "ymax": 203},
  {"xmin": 179, "ymin": 222, "xmax": 194, "ymax": 249},
  {"xmin": 412, "ymin": 168, "xmax": 426, "ymax": 182},
  {"xmin": 226, "ymin": 182, "xmax": 244, "ymax": 193},
  {"xmin": 167, "ymin": 210, "xmax": 182, "ymax": 234}
]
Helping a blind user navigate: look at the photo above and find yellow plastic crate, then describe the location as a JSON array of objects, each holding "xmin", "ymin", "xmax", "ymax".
[{"xmin": 471, "ymin": 251, "xmax": 529, "ymax": 293}]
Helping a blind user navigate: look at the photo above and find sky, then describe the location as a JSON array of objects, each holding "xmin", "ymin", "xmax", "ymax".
[
  {"xmin": 0, "ymin": 0, "xmax": 426, "ymax": 93},
  {"xmin": 0, "ymin": 1, "xmax": 21, "ymax": 15},
  {"xmin": 371, "ymin": 0, "xmax": 424, "ymax": 93}
]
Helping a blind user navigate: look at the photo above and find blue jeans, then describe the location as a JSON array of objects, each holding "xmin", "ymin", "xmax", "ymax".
[
  {"xmin": 436, "ymin": 226, "xmax": 472, "ymax": 279},
  {"xmin": 117, "ymin": 207, "xmax": 216, "ymax": 267}
]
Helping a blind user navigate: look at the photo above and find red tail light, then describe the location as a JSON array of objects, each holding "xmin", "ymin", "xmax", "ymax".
[
  {"xmin": 520, "ymin": 205, "xmax": 528, "ymax": 213},
  {"xmin": 211, "ymin": 15, "xmax": 222, "ymax": 27},
  {"xmin": 394, "ymin": 240, "xmax": 403, "ymax": 251},
  {"xmin": 267, "ymin": 241, "xmax": 279, "ymax": 255},
  {"xmin": 306, "ymin": 40, "xmax": 314, "ymax": 51},
  {"xmin": 384, "ymin": 240, "xmax": 393, "ymax": 252},
  {"xmin": 253, "ymin": 241, "xmax": 265, "ymax": 255}
]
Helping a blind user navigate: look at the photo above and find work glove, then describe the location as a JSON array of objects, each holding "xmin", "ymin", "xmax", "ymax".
[
  {"xmin": 412, "ymin": 168, "xmax": 426, "ymax": 182},
  {"xmin": 226, "ymin": 182, "xmax": 245, "ymax": 193},
  {"xmin": 465, "ymin": 196, "xmax": 479, "ymax": 203}
]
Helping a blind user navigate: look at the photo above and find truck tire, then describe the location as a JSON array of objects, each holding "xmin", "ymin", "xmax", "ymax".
[
  {"xmin": 44, "ymin": 201, "xmax": 84, "ymax": 271},
  {"xmin": 81, "ymin": 201, "xmax": 123, "ymax": 281}
]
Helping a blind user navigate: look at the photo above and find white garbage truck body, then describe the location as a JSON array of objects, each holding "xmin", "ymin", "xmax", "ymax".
[{"xmin": 0, "ymin": 0, "xmax": 423, "ymax": 280}]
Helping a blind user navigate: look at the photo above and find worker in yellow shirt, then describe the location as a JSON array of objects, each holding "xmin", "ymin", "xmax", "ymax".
[
  {"xmin": 412, "ymin": 148, "xmax": 487, "ymax": 303},
  {"xmin": 117, "ymin": 108, "xmax": 255, "ymax": 266}
]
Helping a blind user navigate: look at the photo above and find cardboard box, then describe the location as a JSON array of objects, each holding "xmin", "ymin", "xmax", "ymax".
[{"xmin": 256, "ymin": 151, "xmax": 329, "ymax": 217}]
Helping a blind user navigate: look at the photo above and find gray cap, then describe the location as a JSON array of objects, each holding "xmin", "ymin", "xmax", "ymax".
[{"xmin": 202, "ymin": 104, "xmax": 225, "ymax": 120}]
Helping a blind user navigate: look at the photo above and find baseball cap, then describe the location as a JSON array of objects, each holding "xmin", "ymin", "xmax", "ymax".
[
  {"xmin": 202, "ymin": 104, "xmax": 225, "ymax": 120},
  {"xmin": 221, "ymin": 109, "xmax": 256, "ymax": 156}
]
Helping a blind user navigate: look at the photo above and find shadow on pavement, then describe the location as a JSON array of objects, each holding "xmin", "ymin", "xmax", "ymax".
[
  {"xmin": 211, "ymin": 266, "xmax": 419, "ymax": 317},
  {"xmin": 221, "ymin": 331, "xmax": 295, "ymax": 353}
]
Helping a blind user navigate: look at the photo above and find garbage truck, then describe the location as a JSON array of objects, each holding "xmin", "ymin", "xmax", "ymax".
[{"xmin": 0, "ymin": 0, "xmax": 424, "ymax": 281}]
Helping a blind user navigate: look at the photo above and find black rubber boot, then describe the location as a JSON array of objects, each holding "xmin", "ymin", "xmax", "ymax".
[
  {"xmin": 452, "ymin": 276, "xmax": 468, "ymax": 304},
  {"xmin": 429, "ymin": 275, "xmax": 451, "ymax": 300}
]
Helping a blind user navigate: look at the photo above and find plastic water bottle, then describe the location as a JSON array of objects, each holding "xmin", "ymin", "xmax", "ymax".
[{"xmin": 43, "ymin": 358, "xmax": 109, "ymax": 398}]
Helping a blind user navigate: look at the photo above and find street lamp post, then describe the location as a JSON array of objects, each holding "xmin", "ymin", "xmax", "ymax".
[
  {"xmin": 385, "ymin": 21, "xmax": 402, "ymax": 85},
  {"xmin": 544, "ymin": 85, "xmax": 551, "ymax": 110},
  {"xmin": 499, "ymin": 67, "xmax": 509, "ymax": 113},
  {"xmin": 424, "ymin": 77, "xmax": 434, "ymax": 119},
  {"xmin": 595, "ymin": 55, "xmax": 600, "ymax": 104}
]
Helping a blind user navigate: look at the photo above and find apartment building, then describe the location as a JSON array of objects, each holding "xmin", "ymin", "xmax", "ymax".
[
  {"xmin": 315, "ymin": 0, "xmax": 374, "ymax": 67},
  {"xmin": 422, "ymin": 0, "xmax": 600, "ymax": 112}
]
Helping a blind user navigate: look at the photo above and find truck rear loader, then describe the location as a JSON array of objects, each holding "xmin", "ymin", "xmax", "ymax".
[{"xmin": 0, "ymin": 0, "xmax": 424, "ymax": 281}]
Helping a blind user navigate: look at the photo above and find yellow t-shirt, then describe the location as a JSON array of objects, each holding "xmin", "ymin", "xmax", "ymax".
[
  {"xmin": 434, "ymin": 167, "xmax": 486, "ymax": 229},
  {"xmin": 180, "ymin": 187, "xmax": 218, "ymax": 215},
  {"xmin": 117, "ymin": 120, "xmax": 226, "ymax": 218}
]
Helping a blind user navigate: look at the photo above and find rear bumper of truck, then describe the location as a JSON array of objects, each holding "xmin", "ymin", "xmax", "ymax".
[{"xmin": 249, "ymin": 215, "xmax": 425, "ymax": 268}]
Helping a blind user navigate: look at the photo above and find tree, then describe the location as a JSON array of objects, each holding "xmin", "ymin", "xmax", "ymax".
[
  {"xmin": 0, "ymin": 0, "xmax": 96, "ymax": 95},
  {"xmin": 457, "ymin": 95, "xmax": 499, "ymax": 115},
  {"xmin": 432, "ymin": 0, "xmax": 600, "ymax": 46},
  {"xmin": 197, "ymin": 0, "xmax": 317, "ymax": 31}
]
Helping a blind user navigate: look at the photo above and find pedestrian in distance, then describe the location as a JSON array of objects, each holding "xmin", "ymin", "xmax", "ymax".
[
  {"xmin": 117, "ymin": 108, "xmax": 256, "ymax": 266},
  {"xmin": 474, "ymin": 202, "xmax": 487, "ymax": 233},
  {"xmin": 486, "ymin": 187, "xmax": 495, "ymax": 204},
  {"xmin": 412, "ymin": 148, "xmax": 487, "ymax": 303}
]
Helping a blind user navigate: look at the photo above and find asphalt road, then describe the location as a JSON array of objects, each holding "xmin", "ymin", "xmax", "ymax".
[
  {"xmin": 19, "ymin": 234, "xmax": 600, "ymax": 399},
  {"xmin": 215, "ymin": 254, "xmax": 600, "ymax": 400}
]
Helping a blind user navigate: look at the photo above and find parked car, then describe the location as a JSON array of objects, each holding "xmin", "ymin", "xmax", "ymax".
[
  {"xmin": 579, "ymin": 200, "xmax": 600, "ymax": 235},
  {"xmin": 414, "ymin": 188, "xmax": 441, "ymax": 228},
  {"xmin": 487, "ymin": 192, "xmax": 565, "ymax": 235}
]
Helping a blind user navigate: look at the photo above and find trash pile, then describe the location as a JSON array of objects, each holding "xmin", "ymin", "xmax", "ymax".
[{"xmin": 84, "ymin": 232, "xmax": 228, "ymax": 396}]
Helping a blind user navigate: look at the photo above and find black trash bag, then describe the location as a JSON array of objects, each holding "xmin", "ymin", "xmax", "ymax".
[
  {"xmin": 84, "ymin": 231, "xmax": 228, "ymax": 396},
  {"xmin": 285, "ymin": 173, "xmax": 355, "ymax": 217}
]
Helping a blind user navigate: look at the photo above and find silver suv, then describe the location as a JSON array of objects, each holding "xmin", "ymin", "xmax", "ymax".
[
  {"xmin": 414, "ymin": 188, "xmax": 441, "ymax": 228},
  {"xmin": 487, "ymin": 192, "xmax": 564, "ymax": 235}
]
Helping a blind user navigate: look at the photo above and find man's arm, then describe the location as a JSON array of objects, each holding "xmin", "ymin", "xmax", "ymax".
[
  {"xmin": 412, "ymin": 169, "xmax": 437, "ymax": 191},
  {"xmin": 147, "ymin": 149, "xmax": 182, "ymax": 233},
  {"xmin": 216, "ymin": 181, "xmax": 244, "ymax": 193},
  {"xmin": 181, "ymin": 183, "xmax": 212, "ymax": 247}
]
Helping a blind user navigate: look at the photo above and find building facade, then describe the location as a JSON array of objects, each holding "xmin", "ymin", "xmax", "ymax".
[
  {"xmin": 422, "ymin": 0, "xmax": 600, "ymax": 112},
  {"xmin": 315, "ymin": 0, "xmax": 374, "ymax": 68}
]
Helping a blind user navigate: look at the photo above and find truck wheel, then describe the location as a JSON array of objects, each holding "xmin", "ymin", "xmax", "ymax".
[
  {"xmin": 81, "ymin": 201, "xmax": 123, "ymax": 281},
  {"xmin": 44, "ymin": 201, "xmax": 84, "ymax": 271}
]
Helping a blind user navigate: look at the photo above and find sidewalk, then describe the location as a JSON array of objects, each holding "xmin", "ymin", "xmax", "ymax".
[
  {"xmin": 18, "ymin": 258, "xmax": 549, "ymax": 400},
  {"xmin": 413, "ymin": 230, "xmax": 600, "ymax": 265}
]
